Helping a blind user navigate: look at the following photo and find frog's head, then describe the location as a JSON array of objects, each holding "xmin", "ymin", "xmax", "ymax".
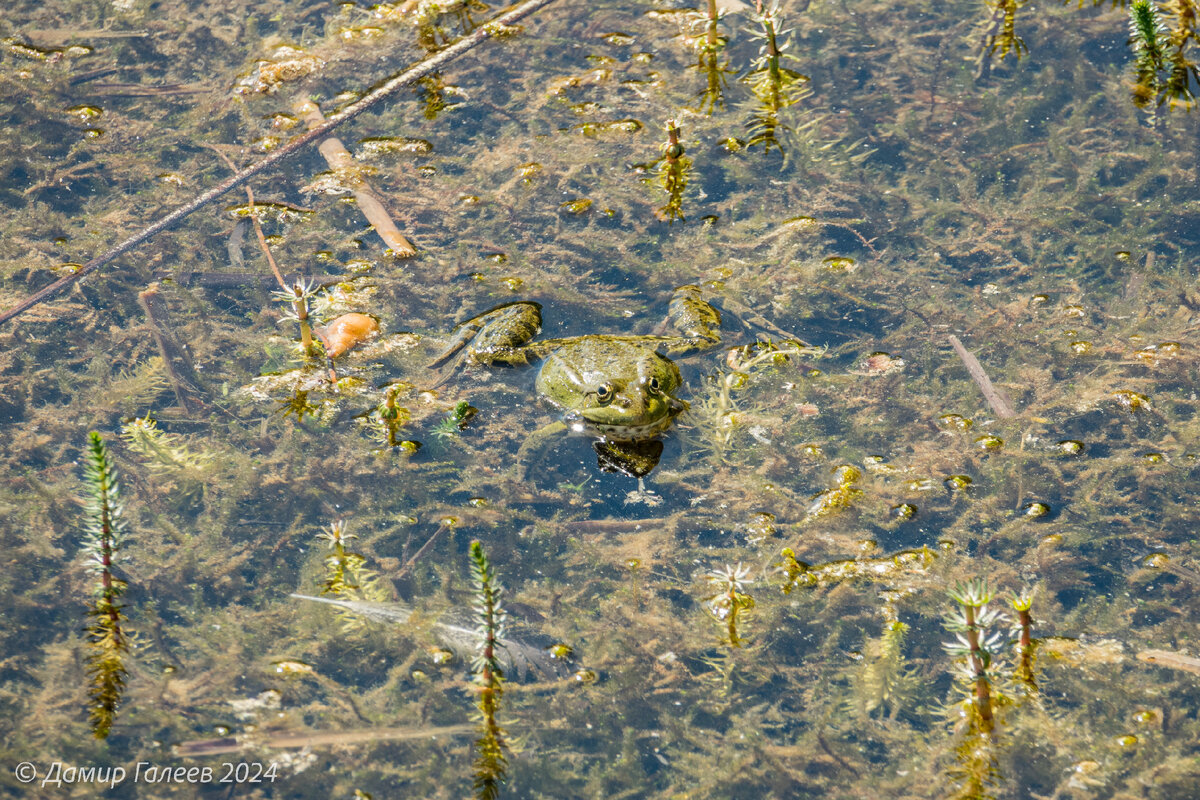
[{"xmin": 536, "ymin": 343, "xmax": 686, "ymax": 441}]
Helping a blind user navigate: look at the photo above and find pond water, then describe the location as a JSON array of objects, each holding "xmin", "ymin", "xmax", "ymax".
[{"xmin": 1, "ymin": 0, "xmax": 1199, "ymax": 797}]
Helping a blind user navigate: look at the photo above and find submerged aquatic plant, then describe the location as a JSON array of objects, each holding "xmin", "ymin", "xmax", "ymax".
[
  {"xmin": 857, "ymin": 594, "xmax": 920, "ymax": 719},
  {"xmin": 373, "ymin": 385, "xmax": 413, "ymax": 448},
  {"xmin": 804, "ymin": 464, "xmax": 863, "ymax": 521},
  {"xmin": 978, "ymin": 0, "xmax": 1029, "ymax": 70},
  {"xmin": 777, "ymin": 546, "xmax": 937, "ymax": 593},
  {"xmin": 689, "ymin": 338, "xmax": 823, "ymax": 464},
  {"xmin": 654, "ymin": 119, "xmax": 693, "ymax": 223},
  {"xmin": 80, "ymin": 432, "xmax": 131, "ymax": 739},
  {"xmin": 469, "ymin": 540, "xmax": 509, "ymax": 800},
  {"xmin": 432, "ymin": 399, "xmax": 479, "ymax": 440},
  {"xmin": 274, "ymin": 279, "xmax": 321, "ymax": 359},
  {"xmin": 97, "ymin": 357, "xmax": 170, "ymax": 414},
  {"xmin": 121, "ymin": 415, "xmax": 213, "ymax": 484},
  {"xmin": 943, "ymin": 579, "xmax": 1009, "ymax": 799},
  {"xmin": 316, "ymin": 521, "xmax": 389, "ymax": 631},
  {"xmin": 1009, "ymin": 590, "xmax": 1038, "ymax": 692},
  {"xmin": 692, "ymin": 0, "xmax": 731, "ymax": 112},
  {"xmin": 703, "ymin": 562, "xmax": 755, "ymax": 648},
  {"xmin": 417, "ymin": 73, "xmax": 463, "ymax": 119},
  {"xmin": 743, "ymin": 0, "xmax": 810, "ymax": 153},
  {"xmin": 1128, "ymin": 0, "xmax": 1200, "ymax": 117}
]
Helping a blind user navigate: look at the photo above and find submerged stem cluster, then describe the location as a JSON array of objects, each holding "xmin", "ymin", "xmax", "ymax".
[{"xmin": 941, "ymin": 581, "xmax": 1042, "ymax": 797}]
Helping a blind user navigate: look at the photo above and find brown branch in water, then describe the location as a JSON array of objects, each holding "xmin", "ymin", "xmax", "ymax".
[
  {"xmin": 173, "ymin": 724, "xmax": 474, "ymax": 757},
  {"xmin": 137, "ymin": 284, "xmax": 205, "ymax": 415},
  {"xmin": 947, "ymin": 334, "xmax": 1016, "ymax": 419},
  {"xmin": 150, "ymin": 271, "xmax": 356, "ymax": 288},
  {"xmin": 1137, "ymin": 648, "xmax": 1200, "ymax": 676},
  {"xmin": 394, "ymin": 520, "xmax": 454, "ymax": 581},
  {"xmin": 815, "ymin": 730, "xmax": 862, "ymax": 776},
  {"xmin": 296, "ymin": 100, "xmax": 417, "ymax": 258},
  {"xmin": 211, "ymin": 147, "xmax": 337, "ymax": 379},
  {"xmin": 0, "ymin": 0, "xmax": 560, "ymax": 329},
  {"xmin": 205, "ymin": 145, "xmax": 289, "ymax": 293},
  {"xmin": 86, "ymin": 83, "xmax": 208, "ymax": 96},
  {"xmin": 245, "ymin": 190, "xmax": 289, "ymax": 292}
]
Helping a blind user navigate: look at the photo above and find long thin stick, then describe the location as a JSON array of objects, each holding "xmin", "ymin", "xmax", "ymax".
[
  {"xmin": 0, "ymin": 0, "xmax": 557, "ymax": 329},
  {"xmin": 948, "ymin": 334, "xmax": 1017, "ymax": 419},
  {"xmin": 173, "ymin": 724, "xmax": 474, "ymax": 757},
  {"xmin": 394, "ymin": 520, "xmax": 453, "ymax": 581}
]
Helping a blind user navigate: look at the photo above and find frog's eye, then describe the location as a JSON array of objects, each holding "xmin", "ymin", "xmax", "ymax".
[
  {"xmin": 647, "ymin": 377, "xmax": 662, "ymax": 395},
  {"xmin": 596, "ymin": 383, "xmax": 614, "ymax": 403}
]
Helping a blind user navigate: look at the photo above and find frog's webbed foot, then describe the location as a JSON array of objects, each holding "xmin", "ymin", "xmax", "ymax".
[
  {"xmin": 514, "ymin": 420, "xmax": 568, "ymax": 481},
  {"xmin": 426, "ymin": 301, "xmax": 543, "ymax": 369},
  {"xmin": 597, "ymin": 440, "xmax": 664, "ymax": 478}
]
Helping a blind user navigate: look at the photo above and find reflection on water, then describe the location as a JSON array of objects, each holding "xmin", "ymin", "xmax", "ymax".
[{"xmin": 1, "ymin": 0, "xmax": 1200, "ymax": 796}]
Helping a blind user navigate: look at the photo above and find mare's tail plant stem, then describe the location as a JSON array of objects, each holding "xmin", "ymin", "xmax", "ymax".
[
  {"xmin": 469, "ymin": 540, "xmax": 509, "ymax": 800},
  {"xmin": 744, "ymin": 0, "xmax": 809, "ymax": 153},
  {"xmin": 704, "ymin": 563, "xmax": 754, "ymax": 647},
  {"xmin": 1130, "ymin": 0, "xmax": 1169, "ymax": 126},
  {"xmin": 0, "ymin": 0, "xmax": 560, "ymax": 329},
  {"xmin": 655, "ymin": 120, "xmax": 692, "ymax": 223},
  {"xmin": 963, "ymin": 603, "xmax": 994, "ymax": 732},
  {"xmin": 1010, "ymin": 590, "xmax": 1037, "ymax": 691},
  {"xmin": 80, "ymin": 432, "xmax": 131, "ymax": 739},
  {"xmin": 695, "ymin": 0, "xmax": 729, "ymax": 112},
  {"xmin": 944, "ymin": 579, "xmax": 1005, "ymax": 734}
]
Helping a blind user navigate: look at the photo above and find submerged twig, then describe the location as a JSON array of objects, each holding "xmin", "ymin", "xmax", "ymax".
[
  {"xmin": 0, "ymin": 0, "xmax": 560, "ymax": 329},
  {"xmin": 1137, "ymin": 648, "xmax": 1200, "ymax": 676},
  {"xmin": 395, "ymin": 518, "xmax": 455, "ymax": 581},
  {"xmin": 173, "ymin": 724, "xmax": 474, "ymax": 757},
  {"xmin": 150, "ymin": 270, "xmax": 355, "ymax": 288},
  {"xmin": 137, "ymin": 284, "xmax": 205, "ymax": 415},
  {"xmin": 297, "ymin": 100, "xmax": 418, "ymax": 258},
  {"xmin": 948, "ymin": 335, "xmax": 1016, "ymax": 419}
]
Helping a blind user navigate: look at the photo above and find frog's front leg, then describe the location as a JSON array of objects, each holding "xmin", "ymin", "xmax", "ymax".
[
  {"xmin": 427, "ymin": 301, "xmax": 543, "ymax": 369},
  {"xmin": 514, "ymin": 419, "xmax": 568, "ymax": 480}
]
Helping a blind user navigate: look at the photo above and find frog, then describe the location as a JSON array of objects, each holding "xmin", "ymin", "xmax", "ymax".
[{"xmin": 427, "ymin": 285, "xmax": 722, "ymax": 477}]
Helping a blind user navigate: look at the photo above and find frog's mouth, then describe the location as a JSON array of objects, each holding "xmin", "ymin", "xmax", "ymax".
[{"xmin": 568, "ymin": 398, "xmax": 688, "ymax": 442}]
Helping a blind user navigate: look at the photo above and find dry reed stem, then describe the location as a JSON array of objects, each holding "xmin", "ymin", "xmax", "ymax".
[
  {"xmin": 948, "ymin": 334, "xmax": 1017, "ymax": 419},
  {"xmin": 296, "ymin": 100, "xmax": 417, "ymax": 258},
  {"xmin": 173, "ymin": 724, "xmax": 474, "ymax": 757},
  {"xmin": 1137, "ymin": 648, "xmax": 1200, "ymax": 675}
]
